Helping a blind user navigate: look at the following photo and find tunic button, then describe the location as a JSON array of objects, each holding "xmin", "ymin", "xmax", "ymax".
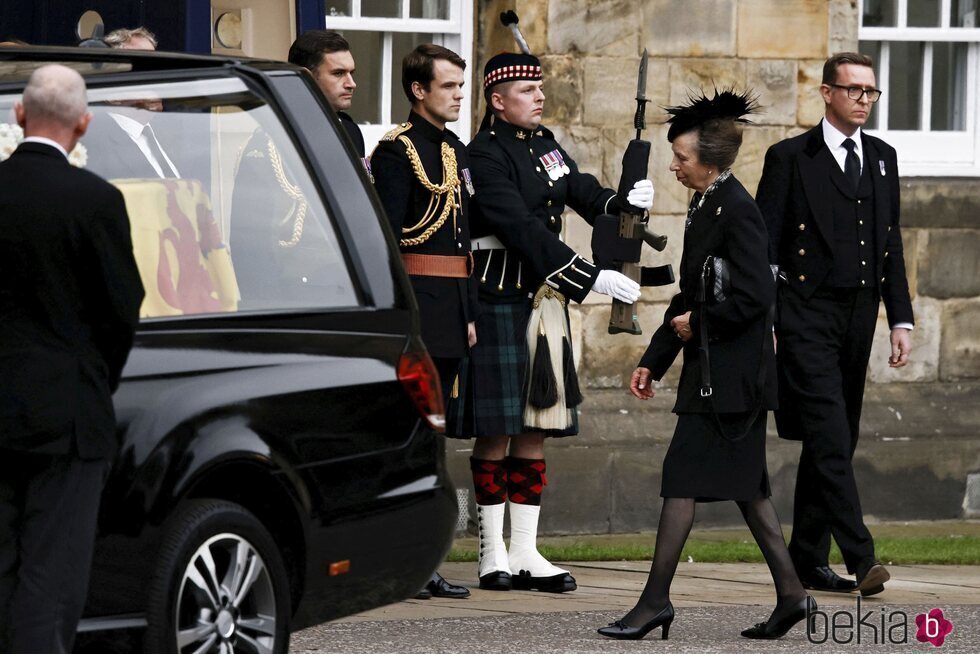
[
  {"xmin": 457, "ymin": 243, "xmax": 462, "ymax": 248},
  {"xmin": 550, "ymin": 216, "xmax": 556, "ymax": 223},
  {"xmin": 798, "ymin": 223, "xmax": 806, "ymax": 231},
  {"xmin": 535, "ymin": 166, "xmax": 541, "ymax": 172},
  {"xmin": 860, "ymin": 240, "xmax": 865, "ymax": 245},
  {"xmin": 881, "ymin": 277, "xmax": 886, "ymax": 283},
  {"xmin": 888, "ymin": 225, "xmax": 892, "ymax": 232},
  {"xmin": 798, "ymin": 274, "xmax": 806, "ymax": 282},
  {"xmin": 529, "ymin": 148, "xmax": 534, "ymax": 154},
  {"xmin": 548, "ymin": 181, "xmax": 554, "ymax": 187},
  {"xmin": 858, "ymin": 200, "xmax": 862, "ymax": 204},
  {"xmin": 547, "ymin": 200, "xmax": 552, "ymax": 206},
  {"xmin": 861, "ymin": 260, "xmax": 866, "ymax": 266},
  {"xmin": 798, "ymin": 249, "xmax": 805, "ymax": 256},
  {"xmin": 861, "ymin": 280, "xmax": 866, "ymax": 285},
  {"xmin": 885, "ymin": 251, "xmax": 889, "ymax": 257},
  {"xmin": 859, "ymin": 220, "xmax": 864, "ymax": 225}
]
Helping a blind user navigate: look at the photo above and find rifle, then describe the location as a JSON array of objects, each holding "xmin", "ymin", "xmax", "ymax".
[{"xmin": 595, "ymin": 50, "xmax": 675, "ymax": 335}]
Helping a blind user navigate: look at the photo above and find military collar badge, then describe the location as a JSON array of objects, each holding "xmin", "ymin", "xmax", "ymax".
[
  {"xmin": 540, "ymin": 149, "xmax": 570, "ymax": 181},
  {"xmin": 462, "ymin": 167, "xmax": 476, "ymax": 196}
]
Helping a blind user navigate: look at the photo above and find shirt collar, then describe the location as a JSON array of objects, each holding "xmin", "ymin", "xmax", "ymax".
[
  {"xmin": 109, "ymin": 111, "xmax": 148, "ymax": 140},
  {"xmin": 408, "ymin": 110, "xmax": 446, "ymax": 143},
  {"xmin": 822, "ymin": 118, "xmax": 862, "ymax": 152},
  {"xmin": 21, "ymin": 136, "xmax": 68, "ymax": 159}
]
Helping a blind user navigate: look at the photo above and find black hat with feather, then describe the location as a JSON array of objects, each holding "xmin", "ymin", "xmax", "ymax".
[{"xmin": 665, "ymin": 88, "xmax": 760, "ymax": 142}]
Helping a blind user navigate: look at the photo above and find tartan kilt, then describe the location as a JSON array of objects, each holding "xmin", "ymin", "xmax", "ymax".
[{"xmin": 446, "ymin": 296, "xmax": 579, "ymax": 439}]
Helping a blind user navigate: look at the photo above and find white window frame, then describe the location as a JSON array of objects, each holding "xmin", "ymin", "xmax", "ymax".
[
  {"xmin": 326, "ymin": 0, "xmax": 475, "ymax": 153},
  {"xmin": 859, "ymin": 0, "xmax": 980, "ymax": 176}
]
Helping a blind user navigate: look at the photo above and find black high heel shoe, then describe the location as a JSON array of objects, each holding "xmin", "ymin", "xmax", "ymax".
[
  {"xmin": 597, "ymin": 603, "xmax": 674, "ymax": 641},
  {"xmin": 741, "ymin": 595, "xmax": 817, "ymax": 639}
]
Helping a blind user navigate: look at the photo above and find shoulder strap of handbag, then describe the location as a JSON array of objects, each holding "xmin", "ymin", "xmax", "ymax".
[{"xmin": 697, "ymin": 259, "xmax": 773, "ymax": 443}]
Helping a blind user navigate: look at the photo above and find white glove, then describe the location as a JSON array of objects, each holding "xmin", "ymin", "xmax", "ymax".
[
  {"xmin": 593, "ymin": 269, "xmax": 641, "ymax": 304},
  {"xmin": 626, "ymin": 179, "xmax": 655, "ymax": 211}
]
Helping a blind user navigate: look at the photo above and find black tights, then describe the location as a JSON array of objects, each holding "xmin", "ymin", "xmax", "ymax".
[{"xmin": 623, "ymin": 496, "xmax": 806, "ymax": 628}]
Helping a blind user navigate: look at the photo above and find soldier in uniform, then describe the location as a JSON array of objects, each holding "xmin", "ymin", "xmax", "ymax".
[
  {"xmin": 464, "ymin": 53, "xmax": 651, "ymax": 593},
  {"xmin": 370, "ymin": 43, "xmax": 476, "ymax": 600},
  {"xmin": 288, "ymin": 30, "xmax": 365, "ymax": 158}
]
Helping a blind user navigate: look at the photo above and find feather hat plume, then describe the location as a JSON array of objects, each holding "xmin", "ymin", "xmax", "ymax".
[{"xmin": 665, "ymin": 88, "xmax": 760, "ymax": 141}]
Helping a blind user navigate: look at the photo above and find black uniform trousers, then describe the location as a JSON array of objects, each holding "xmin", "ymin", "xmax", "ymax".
[
  {"xmin": 778, "ymin": 285, "xmax": 878, "ymax": 573},
  {"xmin": 0, "ymin": 448, "xmax": 108, "ymax": 653}
]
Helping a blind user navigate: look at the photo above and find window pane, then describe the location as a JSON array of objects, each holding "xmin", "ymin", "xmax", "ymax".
[
  {"xmin": 326, "ymin": 1, "xmax": 352, "ymax": 17},
  {"xmin": 362, "ymin": 0, "xmax": 402, "ymax": 18},
  {"xmin": 908, "ymin": 0, "xmax": 941, "ymax": 26},
  {"xmin": 888, "ymin": 41, "xmax": 923, "ymax": 130},
  {"xmin": 858, "ymin": 41, "xmax": 882, "ymax": 130},
  {"xmin": 931, "ymin": 42, "xmax": 969, "ymax": 130},
  {"xmin": 863, "ymin": 0, "xmax": 897, "ymax": 26},
  {"xmin": 345, "ymin": 31, "xmax": 384, "ymax": 124},
  {"xmin": 951, "ymin": 0, "xmax": 978, "ymax": 26},
  {"xmin": 389, "ymin": 32, "xmax": 435, "ymax": 123},
  {"xmin": 25, "ymin": 77, "xmax": 361, "ymax": 317},
  {"xmin": 410, "ymin": 0, "xmax": 449, "ymax": 19}
]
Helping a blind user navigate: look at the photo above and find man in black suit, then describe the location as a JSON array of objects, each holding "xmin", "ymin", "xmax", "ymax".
[
  {"xmin": 0, "ymin": 64, "xmax": 144, "ymax": 653},
  {"xmin": 756, "ymin": 52, "xmax": 914, "ymax": 597},
  {"xmin": 370, "ymin": 43, "xmax": 476, "ymax": 601},
  {"xmin": 288, "ymin": 30, "xmax": 366, "ymax": 159}
]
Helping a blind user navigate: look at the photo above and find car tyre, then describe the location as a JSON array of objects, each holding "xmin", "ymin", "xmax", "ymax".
[{"xmin": 145, "ymin": 499, "xmax": 290, "ymax": 654}]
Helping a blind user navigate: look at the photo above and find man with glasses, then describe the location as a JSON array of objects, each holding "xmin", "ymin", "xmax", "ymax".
[{"xmin": 756, "ymin": 52, "xmax": 914, "ymax": 598}]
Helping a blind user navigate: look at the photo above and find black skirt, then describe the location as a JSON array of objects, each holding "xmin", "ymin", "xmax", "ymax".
[{"xmin": 660, "ymin": 411, "xmax": 771, "ymax": 502}]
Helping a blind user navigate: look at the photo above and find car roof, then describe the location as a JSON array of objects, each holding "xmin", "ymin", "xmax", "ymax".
[{"xmin": 0, "ymin": 45, "xmax": 295, "ymax": 83}]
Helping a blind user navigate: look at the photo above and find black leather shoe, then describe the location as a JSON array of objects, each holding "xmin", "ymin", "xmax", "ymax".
[
  {"xmin": 511, "ymin": 570, "xmax": 577, "ymax": 593},
  {"xmin": 741, "ymin": 595, "xmax": 816, "ymax": 639},
  {"xmin": 798, "ymin": 565, "xmax": 857, "ymax": 592},
  {"xmin": 414, "ymin": 586, "xmax": 432, "ymax": 600},
  {"xmin": 855, "ymin": 559, "xmax": 889, "ymax": 597},
  {"xmin": 426, "ymin": 572, "xmax": 470, "ymax": 599},
  {"xmin": 597, "ymin": 603, "xmax": 674, "ymax": 641},
  {"xmin": 478, "ymin": 571, "xmax": 512, "ymax": 591}
]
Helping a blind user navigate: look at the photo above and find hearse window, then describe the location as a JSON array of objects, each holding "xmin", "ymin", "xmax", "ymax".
[{"xmin": 0, "ymin": 76, "xmax": 360, "ymax": 319}]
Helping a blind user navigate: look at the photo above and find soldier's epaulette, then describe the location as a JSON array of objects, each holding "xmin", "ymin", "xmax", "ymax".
[{"xmin": 380, "ymin": 122, "xmax": 413, "ymax": 142}]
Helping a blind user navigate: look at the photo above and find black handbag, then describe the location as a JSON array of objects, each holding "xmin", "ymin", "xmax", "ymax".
[{"xmin": 696, "ymin": 256, "xmax": 775, "ymax": 442}]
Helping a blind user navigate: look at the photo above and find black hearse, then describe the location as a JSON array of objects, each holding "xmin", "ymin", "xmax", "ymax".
[{"xmin": 0, "ymin": 47, "xmax": 455, "ymax": 654}]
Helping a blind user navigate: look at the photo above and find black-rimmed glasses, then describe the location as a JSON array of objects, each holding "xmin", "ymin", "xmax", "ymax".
[{"xmin": 828, "ymin": 84, "xmax": 883, "ymax": 103}]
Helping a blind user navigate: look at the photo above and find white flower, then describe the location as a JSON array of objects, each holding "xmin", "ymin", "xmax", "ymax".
[
  {"xmin": 68, "ymin": 142, "xmax": 88, "ymax": 168},
  {"xmin": 0, "ymin": 122, "xmax": 87, "ymax": 167}
]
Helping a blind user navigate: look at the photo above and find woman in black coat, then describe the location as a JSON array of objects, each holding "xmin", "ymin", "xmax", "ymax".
[{"xmin": 598, "ymin": 91, "xmax": 814, "ymax": 641}]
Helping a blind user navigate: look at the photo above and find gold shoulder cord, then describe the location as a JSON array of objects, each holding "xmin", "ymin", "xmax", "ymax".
[
  {"xmin": 266, "ymin": 137, "xmax": 308, "ymax": 248},
  {"xmin": 398, "ymin": 136, "xmax": 462, "ymax": 247}
]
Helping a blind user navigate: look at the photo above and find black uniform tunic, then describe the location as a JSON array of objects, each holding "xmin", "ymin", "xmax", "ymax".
[
  {"xmin": 370, "ymin": 111, "xmax": 479, "ymax": 364},
  {"xmin": 639, "ymin": 174, "xmax": 776, "ymax": 501},
  {"xmin": 463, "ymin": 119, "xmax": 618, "ymax": 437}
]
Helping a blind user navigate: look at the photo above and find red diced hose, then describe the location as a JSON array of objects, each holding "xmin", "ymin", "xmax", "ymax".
[{"xmin": 397, "ymin": 350, "xmax": 446, "ymax": 432}]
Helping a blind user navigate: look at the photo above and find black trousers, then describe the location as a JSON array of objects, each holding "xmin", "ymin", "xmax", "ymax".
[
  {"xmin": 0, "ymin": 448, "xmax": 108, "ymax": 654},
  {"xmin": 777, "ymin": 286, "xmax": 878, "ymax": 573}
]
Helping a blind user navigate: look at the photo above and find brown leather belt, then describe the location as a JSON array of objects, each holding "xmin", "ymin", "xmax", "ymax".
[{"xmin": 402, "ymin": 253, "xmax": 473, "ymax": 278}]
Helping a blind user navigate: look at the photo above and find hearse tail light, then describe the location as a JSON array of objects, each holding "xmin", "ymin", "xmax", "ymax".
[{"xmin": 398, "ymin": 350, "xmax": 446, "ymax": 432}]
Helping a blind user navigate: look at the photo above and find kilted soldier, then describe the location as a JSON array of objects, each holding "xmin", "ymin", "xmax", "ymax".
[
  {"xmin": 464, "ymin": 52, "xmax": 651, "ymax": 593},
  {"xmin": 370, "ymin": 43, "xmax": 476, "ymax": 600}
]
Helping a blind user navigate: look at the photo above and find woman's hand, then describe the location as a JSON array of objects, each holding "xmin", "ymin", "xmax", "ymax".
[
  {"xmin": 467, "ymin": 322, "xmax": 477, "ymax": 348},
  {"xmin": 629, "ymin": 367, "xmax": 655, "ymax": 400},
  {"xmin": 670, "ymin": 311, "xmax": 693, "ymax": 341}
]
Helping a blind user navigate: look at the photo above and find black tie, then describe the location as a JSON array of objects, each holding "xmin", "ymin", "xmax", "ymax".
[{"xmin": 843, "ymin": 137, "xmax": 860, "ymax": 192}]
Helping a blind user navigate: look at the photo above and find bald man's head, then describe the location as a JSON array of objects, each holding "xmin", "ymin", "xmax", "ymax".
[{"xmin": 16, "ymin": 64, "xmax": 91, "ymax": 151}]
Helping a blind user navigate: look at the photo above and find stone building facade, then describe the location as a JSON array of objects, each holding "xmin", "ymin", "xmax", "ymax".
[{"xmin": 445, "ymin": 0, "xmax": 980, "ymax": 532}]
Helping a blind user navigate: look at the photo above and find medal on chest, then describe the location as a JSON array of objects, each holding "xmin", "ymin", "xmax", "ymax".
[
  {"xmin": 461, "ymin": 167, "xmax": 475, "ymax": 196},
  {"xmin": 539, "ymin": 149, "xmax": 571, "ymax": 181}
]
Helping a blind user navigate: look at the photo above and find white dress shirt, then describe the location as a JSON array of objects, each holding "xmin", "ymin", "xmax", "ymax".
[{"xmin": 108, "ymin": 112, "xmax": 180, "ymax": 179}]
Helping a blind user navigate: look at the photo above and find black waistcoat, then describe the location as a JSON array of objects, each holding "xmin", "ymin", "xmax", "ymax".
[{"xmin": 826, "ymin": 150, "xmax": 876, "ymax": 288}]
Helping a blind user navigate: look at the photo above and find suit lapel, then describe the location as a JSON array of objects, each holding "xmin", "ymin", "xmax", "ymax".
[
  {"xmin": 797, "ymin": 123, "xmax": 834, "ymax": 249},
  {"xmin": 862, "ymin": 133, "xmax": 891, "ymax": 250}
]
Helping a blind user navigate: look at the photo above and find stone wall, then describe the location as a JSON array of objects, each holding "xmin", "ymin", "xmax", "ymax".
[{"xmin": 474, "ymin": 0, "xmax": 979, "ymax": 393}]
